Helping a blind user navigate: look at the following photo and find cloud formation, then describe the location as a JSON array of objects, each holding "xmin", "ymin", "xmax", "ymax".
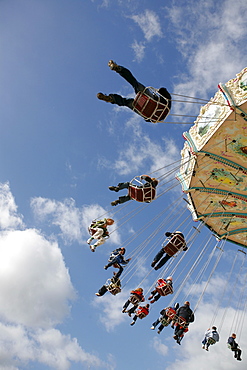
[{"xmin": 0, "ymin": 182, "xmax": 109, "ymax": 369}]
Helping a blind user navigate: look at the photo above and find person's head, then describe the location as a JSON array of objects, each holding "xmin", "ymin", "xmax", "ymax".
[
  {"xmin": 136, "ymin": 288, "xmax": 143, "ymax": 292},
  {"xmin": 232, "ymin": 333, "xmax": 236, "ymax": 338},
  {"xmin": 146, "ymin": 304, "xmax": 150, "ymax": 308},
  {"xmin": 106, "ymin": 218, "xmax": 114, "ymax": 225},
  {"xmin": 174, "ymin": 302, "xmax": 179, "ymax": 310},
  {"xmin": 212, "ymin": 326, "xmax": 217, "ymax": 331},
  {"xmin": 166, "ymin": 276, "xmax": 173, "ymax": 282},
  {"xmin": 165, "ymin": 232, "xmax": 172, "ymax": 237},
  {"xmin": 120, "ymin": 247, "xmax": 125, "ymax": 255},
  {"xmin": 184, "ymin": 301, "xmax": 190, "ymax": 306}
]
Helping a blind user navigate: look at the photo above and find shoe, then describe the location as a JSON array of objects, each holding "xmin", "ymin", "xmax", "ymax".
[
  {"xmin": 122, "ymin": 309, "xmax": 126, "ymax": 313},
  {"xmin": 111, "ymin": 200, "xmax": 120, "ymax": 206},
  {"xmin": 151, "ymin": 261, "xmax": 156, "ymax": 268},
  {"xmin": 130, "ymin": 321, "xmax": 135, "ymax": 326},
  {"xmin": 176, "ymin": 340, "xmax": 181, "ymax": 345},
  {"xmin": 97, "ymin": 92, "xmax": 114, "ymax": 103},
  {"xmin": 150, "ymin": 326, "xmax": 155, "ymax": 330},
  {"xmin": 154, "ymin": 266, "xmax": 159, "ymax": 270},
  {"xmin": 205, "ymin": 348, "xmax": 209, "ymax": 351},
  {"xmin": 173, "ymin": 335, "xmax": 178, "ymax": 340},
  {"xmin": 150, "ymin": 300, "xmax": 155, "ymax": 304},
  {"xmin": 202, "ymin": 346, "xmax": 205, "ymax": 349},
  {"xmin": 90, "ymin": 245, "xmax": 95, "ymax": 252},
  {"xmin": 108, "ymin": 186, "xmax": 119, "ymax": 192},
  {"xmin": 237, "ymin": 358, "xmax": 242, "ymax": 361},
  {"xmin": 148, "ymin": 296, "xmax": 152, "ymax": 300},
  {"xmin": 108, "ymin": 60, "xmax": 120, "ymax": 71},
  {"xmin": 87, "ymin": 237, "xmax": 93, "ymax": 245},
  {"xmin": 104, "ymin": 265, "xmax": 108, "ymax": 270},
  {"xmin": 171, "ymin": 325, "xmax": 174, "ymax": 329},
  {"xmin": 157, "ymin": 330, "xmax": 161, "ymax": 334},
  {"xmin": 127, "ymin": 311, "xmax": 132, "ymax": 317},
  {"xmin": 95, "ymin": 293, "xmax": 101, "ymax": 296}
]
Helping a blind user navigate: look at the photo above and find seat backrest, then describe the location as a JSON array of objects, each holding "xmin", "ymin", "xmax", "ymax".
[
  {"xmin": 128, "ymin": 185, "xmax": 156, "ymax": 202},
  {"xmin": 133, "ymin": 87, "xmax": 170, "ymax": 123}
]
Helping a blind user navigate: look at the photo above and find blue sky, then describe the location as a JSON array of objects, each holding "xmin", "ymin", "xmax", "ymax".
[{"xmin": 0, "ymin": 0, "xmax": 247, "ymax": 369}]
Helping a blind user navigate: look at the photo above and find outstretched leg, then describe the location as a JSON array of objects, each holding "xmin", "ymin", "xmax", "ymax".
[
  {"xmin": 108, "ymin": 61, "xmax": 145, "ymax": 94},
  {"xmin": 154, "ymin": 254, "xmax": 171, "ymax": 270}
]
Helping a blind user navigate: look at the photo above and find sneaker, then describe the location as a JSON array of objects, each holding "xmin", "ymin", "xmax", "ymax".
[
  {"xmin": 205, "ymin": 348, "xmax": 209, "ymax": 351},
  {"xmin": 95, "ymin": 293, "xmax": 101, "ymax": 296},
  {"xmin": 97, "ymin": 92, "xmax": 113, "ymax": 103},
  {"xmin": 111, "ymin": 200, "xmax": 120, "ymax": 206},
  {"xmin": 151, "ymin": 261, "xmax": 156, "ymax": 268},
  {"xmin": 150, "ymin": 299, "xmax": 155, "ymax": 304},
  {"xmin": 104, "ymin": 265, "xmax": 108, "ymax": 270},
  {"xmin": 157, "ymin": 330, "xmax": 161, "ymax": 334},
  {"xmin": 90, "ymin": 245, "xmax": 95, "ymax": 252},
  {"xmin": 122, "ymin": 309, "xmax": 126, "ymax": 313},
  {"xmin": 148, "ymin": 296, "xmax": 152, "ymax": 300},
  {"xmin": 130, "ymin": 321, "xmax": 135, "ymax": 326},
  {"xmin": 237, "ymin": 358, "xmax": 242, "ymax": 361},
  {"xmin": 108, "ymin": 186, "xmax": 119, "ymax": 192},
  {"xmin": 127, "ymin": 311, "xmax": 132, "ymax": 317},
  {"xmin": 173, "ymin": 335, "xmax": 178, "ymax": 340},
  {"xmin": 150, "ymin": 326, "xmax": 155, "ymax": 330},
  {"xmin": 108, "ymin": 60, "xmax": 120, "ymax": 71},
  {"xmin": 202, "ymin": 346, "xmax": 205, "ymax": 349}
]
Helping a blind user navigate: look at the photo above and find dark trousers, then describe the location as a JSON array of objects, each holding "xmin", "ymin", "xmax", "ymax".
[
  {"xmin": 110, "ymin": 66, "xmax": 145, "ymax": 109},
  {"xmin": 153, "ymin": 248, "xmax": 172, "ymax": 270}
]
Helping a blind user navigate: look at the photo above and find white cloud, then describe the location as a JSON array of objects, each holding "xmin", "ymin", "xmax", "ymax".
[
  {"xmin": 151, "ymin": 336, "xmax": 169, "ymax": 356},
  {"xmin": 111, "ymin": 122, "xmax": 180, "ymax": 176},
  {"xmin": 0, "ymin": 182, "xmax": 24, "ymax": 230},
  {"xmin": 0, "ymin": 324, "xmax": 105, "ymax": 370},
  {"xmin": 0, "ymin": 183, "xmax": 109, "ymax": 369},
  {"xmin": 167, "ymin": 0, "xmax": 247, "ymax": 116},
  {"xmin": 31, "ymin": 197, "xmax": 121, "ymax": 246},
  {"xmin": 131, "ymin": 39, "xmax": 146, "ymax": 63},
  {"xmin": 130, "ymin": 9, "xmax": 163, "ymax": 42},
  {"xmin": 0, "ymin": 228, "xmax": 75, "ymax": 328}
]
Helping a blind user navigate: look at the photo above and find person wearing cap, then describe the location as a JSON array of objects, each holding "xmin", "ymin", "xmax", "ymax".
[
  {"xmin": 228, "ymin": 333, "xmax": 242, "ymax": 361},
  {"xmin": 122, "ymin": 288, "xmax": 145, "ymax": 315},
  {"xmin": 173, "ymin": 301, "xmax": 194, "ymax": 344},
  {"xmin": 148, "ymin": 277, "xmax": 173, "ymax": 304},
  {"xmin": 104, "ymin": 247, "xmax": 131, "ymax": 279},
  {"xmin": 202, "ymin": 326, "xmax": 219, "ymax": 351},
  {"xmin": 109, "ymin": 174, "xmax": 158, "ymax": 206},
  {"xmin": 151, "ymin": 231, "xmax": 187, "ymax": 270},
  {"xmin": 87, "ymin": 218, "xmax": 114, "ymax": 252},
  {"xmin": 97, "ymin": 60, "xmax": 172, "ymax": 123}
]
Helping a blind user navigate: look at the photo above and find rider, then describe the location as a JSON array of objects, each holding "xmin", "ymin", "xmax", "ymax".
[
  {"xmin": 104, "ymin": 247, "xmax": 131, "ymax": 279},
  {"xmin": 87, "ymin": 218, "xmax": 114, "ymax": 252},
  {"xmin": 148, "ymin": 277, "xmax": 173, "ymax": 303},
  {"xmin": 97, "ymin": 60, "xmax": 171, "ymax": 122},
  {"xmin": 109, "ymin": 175, "xmax": 158, "ymax": 206}
]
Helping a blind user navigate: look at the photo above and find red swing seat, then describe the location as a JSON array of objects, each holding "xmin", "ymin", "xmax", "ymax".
[
  {"xmin": 128, "ymin": 176, "xmax": 156, "ymax": 203},
  {"xmin": 133, "ymin": 87, "xmax": 170, "ymax": 123},
  {"xmin": 166, "ymin": 307, "xmax": 177, "ymax": 320},
  {"xmin": 136, "ymin": 307, "xmax": 149, "ymax": 319}
]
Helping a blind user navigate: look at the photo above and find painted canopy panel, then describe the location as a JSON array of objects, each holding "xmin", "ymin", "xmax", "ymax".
[{"xmin": 177, "ymin": 67, "xmax": 247, "ymax": 248}]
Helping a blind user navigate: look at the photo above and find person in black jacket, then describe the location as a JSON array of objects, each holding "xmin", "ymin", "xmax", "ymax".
[
  {"xmin": 97, "ymin": 60, "xmax": 171, "ymax": 122},
  {"xmin": 173, "ymin": 301, "xmax": 194, "ymax": 344},
  {"xmin": 228, "ymin": 334, "xmax": 242, "ymax": 361}
]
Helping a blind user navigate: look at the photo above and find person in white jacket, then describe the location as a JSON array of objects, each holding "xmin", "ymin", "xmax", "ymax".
[{"xmin": 202, "ymin": 326, "xmax": 219, "ymax": 351}]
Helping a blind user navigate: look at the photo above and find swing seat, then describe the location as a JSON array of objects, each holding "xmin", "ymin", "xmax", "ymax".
[
  {"xmin": 129, "ymin": 295, "xmax": 143, "ymax": 305},
  {"xmin": 176, "ymin": 316, "xmax": 187, "ymax": 328},
  {"xmin": 164, "ymin": 234, "xmax": 186, "ymax": 256},
  {"xmin": 207, "ymin": 337, "xmax": 216, "ymax": 345},
  {"xmin": 156, "ymin": 283, "xmax": 173, "ymax": 296},
  {"xmin": 107, "ymin": 285, "xmax": 121, "ymax": 295},
  {"xmin": 128, "ymin": 176, "xmax": 156, "ymax": 203},
  {"xmin": 136, "ymin": 307, "xmax": 149, "ymax": 318},
  {"xmin": 166, "ymin": 307, "xmax": 177, "ymax": 320},
  {"xmin": 159, "ymin": 317, "xmax": 171, "ymax": 326},
  {"xmin": 133, "ymin": 87, "xmax": 170, "ymax": 123}
]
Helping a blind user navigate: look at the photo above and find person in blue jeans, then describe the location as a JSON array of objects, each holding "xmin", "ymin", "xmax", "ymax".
[
  {"xmin": 104, "ymin": 247, "xmax": 131, "ymax": 279},
  {"xmin": 109, "ymin": 174, "xmax": 158, "ymax": 206},
  {"xmin": 97, "ymin": 60, "xmax": 171, "ymax": 120}
]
